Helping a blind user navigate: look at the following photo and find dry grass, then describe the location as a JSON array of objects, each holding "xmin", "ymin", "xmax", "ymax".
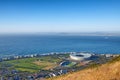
[
  {"xmin": 48, "ymin": 57, "xmax": 120, "ymax": 80},
  {"xmin": 33, "ymin": 61, "xmax": 57, "ymax": 70}
]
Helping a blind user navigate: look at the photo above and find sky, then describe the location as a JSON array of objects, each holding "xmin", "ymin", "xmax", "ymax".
[{"xmin": 0, "ymin": 0, "xmax": 120, "ymax": 33}]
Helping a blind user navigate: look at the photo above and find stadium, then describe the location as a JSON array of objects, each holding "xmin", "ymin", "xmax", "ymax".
[{"xmin": 70, "ymin": 53, "xmax": 92, "ymax": 61}]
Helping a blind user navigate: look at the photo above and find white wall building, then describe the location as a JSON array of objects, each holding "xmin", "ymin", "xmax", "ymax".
[{"xmin": 70, "ymin": 53, "xmax": 92, "ymax": 61}]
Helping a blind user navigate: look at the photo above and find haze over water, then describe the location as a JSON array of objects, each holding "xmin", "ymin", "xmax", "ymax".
[
  {"xmin": 0, "ymin": 35, "xmax": 120, "ymax": 57},
  {"xmin": 0, "ymin": 0, "xmax": 120, "ymax": 57}
]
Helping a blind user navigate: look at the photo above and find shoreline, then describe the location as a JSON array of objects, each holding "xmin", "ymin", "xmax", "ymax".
[
  {"xmin": 0, "ymin": 52, "xmax": 119, "ymax": 62},
  {"xmin": 0, "ymin": 52, "xmax": 120, "ymax": 79}
]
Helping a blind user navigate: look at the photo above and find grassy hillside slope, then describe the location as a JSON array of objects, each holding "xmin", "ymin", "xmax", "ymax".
[{"xmin": 48, "ymin": 56, "xmax": 120, "ymax": 80}]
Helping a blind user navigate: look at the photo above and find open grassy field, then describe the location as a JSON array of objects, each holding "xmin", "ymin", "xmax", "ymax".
[{"xmin": 0, "ymin": 55, "xmax": 63, "ymax": 73}]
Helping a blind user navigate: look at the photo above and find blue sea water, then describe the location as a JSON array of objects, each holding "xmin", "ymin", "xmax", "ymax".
[{"xmin": 0, "ymin": 35, "xmax": 120, "ymax": 57}]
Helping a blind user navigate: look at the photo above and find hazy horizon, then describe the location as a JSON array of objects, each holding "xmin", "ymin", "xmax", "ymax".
[{"xmin": 0, "ymin": 32, "xmax": 120, "ymax": 37}]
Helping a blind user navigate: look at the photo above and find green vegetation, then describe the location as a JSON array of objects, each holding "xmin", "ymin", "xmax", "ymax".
[
  {"xmin": 0, "ymin": 55, "xmax": 63, "ymax": 73},
  {"xmin": 67, "ymin": 62, "xmax": 76, "ymax": 67}
]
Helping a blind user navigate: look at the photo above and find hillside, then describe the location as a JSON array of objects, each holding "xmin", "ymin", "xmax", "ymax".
[{"xmin": 48, "ymin": 56, "xmax": 120, "ymax": 80}]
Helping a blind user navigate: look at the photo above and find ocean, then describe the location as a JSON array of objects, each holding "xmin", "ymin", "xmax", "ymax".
[{"xmin": 0, "ymin": 35, "xmax": 120, "ymax": 57}]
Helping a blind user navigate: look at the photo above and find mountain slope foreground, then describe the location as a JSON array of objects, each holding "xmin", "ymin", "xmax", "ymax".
[{"xmin": 48, "ymin": 56, "xmax": 120, "ymax": 80}]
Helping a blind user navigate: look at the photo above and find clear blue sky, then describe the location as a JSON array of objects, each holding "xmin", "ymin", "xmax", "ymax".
[{"xmin": 0, "ymin": 0, "xmax": 120, "ymax": 33}]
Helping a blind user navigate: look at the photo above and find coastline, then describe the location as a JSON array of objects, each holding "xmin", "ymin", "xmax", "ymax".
[
  {"xmin": 0, "ymin": 52, "xmax": 120, "ymax": 80},
  {"xmin": 0, "ymin": 52, "xmax": 119, "ymax": 62}
]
